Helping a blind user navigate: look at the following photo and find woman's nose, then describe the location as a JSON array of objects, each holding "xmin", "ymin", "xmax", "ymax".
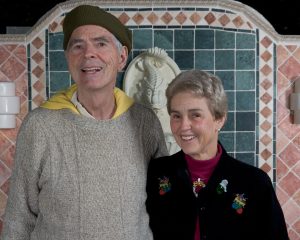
[{"xmin": 180, "ymin": 117, "xmax": 191, "ymax": 130}]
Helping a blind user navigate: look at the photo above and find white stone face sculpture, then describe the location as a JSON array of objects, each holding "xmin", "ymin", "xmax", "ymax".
[{"xmin": 123, "ymin": 47, "xmax": 181, "ymax": 155}]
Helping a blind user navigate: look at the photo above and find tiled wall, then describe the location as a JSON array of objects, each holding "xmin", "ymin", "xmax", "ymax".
[{"xmin": 0, "ymin": 0, "xmax": 299, "ymax": 238}]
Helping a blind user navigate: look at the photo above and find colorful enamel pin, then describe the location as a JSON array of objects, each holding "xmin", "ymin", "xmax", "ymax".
[
  {"xmin": 232, "ymin": 193, "xmax": 247, "ymax": 214},
  {"xmin": 193, "ymin": 178, "xmax": 206, "ymax": 197},
  {"xmin": 158, "ymin": 176, "xmax": 171, "ymax": 195},
  {"xmin": 216, "ymin": 179, "xmax": 228, "ymax": 194}
]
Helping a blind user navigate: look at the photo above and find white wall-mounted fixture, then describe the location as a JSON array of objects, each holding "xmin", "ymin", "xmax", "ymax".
[
  {"xmin": 290, "ymin": 79, "xmax": 300, "ymax": 124},
  {"xmin": 0, "ymin": 82, "xmax": 20, "ymax": 129}
]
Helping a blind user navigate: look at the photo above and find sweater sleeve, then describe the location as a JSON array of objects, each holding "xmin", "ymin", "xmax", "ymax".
[{"xmin": 1, "ymin": 110, "xmax": 47, "ymax": 240}]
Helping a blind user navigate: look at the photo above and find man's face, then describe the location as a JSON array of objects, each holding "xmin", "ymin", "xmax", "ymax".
[{"xmin": 65, "ymin": 25, "xmax": 128, "ymax": 92}]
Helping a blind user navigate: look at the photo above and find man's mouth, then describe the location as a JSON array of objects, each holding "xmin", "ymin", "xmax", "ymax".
[{"xmin": 81, "ymin": 67, "xmax": 102, "ymax": 73}]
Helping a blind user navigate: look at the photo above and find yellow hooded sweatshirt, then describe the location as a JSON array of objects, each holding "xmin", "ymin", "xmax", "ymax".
[{"xmin": 41, "ymin": 84, "xmax": 134, "ymax": 119}]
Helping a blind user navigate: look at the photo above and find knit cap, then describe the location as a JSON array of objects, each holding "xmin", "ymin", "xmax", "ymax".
[{"xmin": 63, "ymin": 5, "xmax": 132, "ymax": 52}]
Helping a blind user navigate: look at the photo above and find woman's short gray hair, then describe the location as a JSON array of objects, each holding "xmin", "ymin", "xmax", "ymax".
[{"xmin": 166, "ymin": 69, "xmax": 228, "ymax": 120}]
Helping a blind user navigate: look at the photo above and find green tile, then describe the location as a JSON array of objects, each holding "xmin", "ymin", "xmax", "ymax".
[
  {"xmin": 174, "ymin": 30, "xmax": 194, "ymax": 49},
  {"xmin": 236, "ymin": 112, "xmax": 255, "ymax": 131},
  {"xmin": 236, "ymin": 132, "xmax": 255, "ymax": 151},
  {"xmin": 49, "ymin": 51, "xmax": 68, "ymax": 71},
  {"xmin": 49, "ymin": 33, "xmax": 64, "ymax": 50},
  {"xmin": 174, "ymin": 51, "xmax": 194, "ymax": 69},
  {"xmin": 222, "ymin": 111, "xmax": 234, "ymax": 131},
  {"xmin": 216, "ymin": 30, "xmax": 235, "ymax": 49},
  {"xmin": 133, "ymin": 29, "xmax": 153, "ymax": 49},
  {"xmin": 195, "ymin": 50, "xmax": 214, "ymax": 70},
  {"xmin": 236, "ymin": 71, "xmax": 255, "ymax": 90},
  {"xmin": 236, "ymin": 50, "xmax": 255, "ymax": 70},
  {"xmin": 50, "ymin": 72, "xmax": 71, "ymax": 92},
  {"xmin": 236, "ymin": 153, "xmax": 255, "ymax": 166},
  {"xmin": 215, "ymin": 50, "xmax": 234, "ymax": 70},
  {"xmin": 154, "ymin": 30, "xmax": 173, "ymax": 49},
  {"xmin": 195, "ymin": 29, "xmax": 215, "ymax": 49},
  {"xmin": 236, "ymin": 91, "xmax": 255, "ymax": 110},
  {"xmin": 226, "ymin": 91, "xmax": 235, "ymax": 111},
  {"xmin": 219, "ymin": 132, "xmax": 234, "ymax": 152},
  {"xmin": 216, "ymin": 71, "xmax": 234, "ymax": 90},
  {"xmin": 236, "ymin": 33, "xmax": 255, "ymax": 49}
]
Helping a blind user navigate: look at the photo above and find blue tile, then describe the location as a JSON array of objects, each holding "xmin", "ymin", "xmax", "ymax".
[
  {"xmin": 236, "ymin": 71, "xmax": 255, "ymax": 90},
  {"xmin": 50, "ymin": 72, "xmax": 71, "ymax": 92},
  {"xmin": 49, "ymin": 51, "xmax": 68, "ymax": 71},
  {"xmin": 222, "ymin": 111, "xmax": 234, "ymax": 131},
  {"xmin": 174, "ymin": 30, "xmax": 194, "ymax": 49},
  {"xmin": 48, "ymin": 33, "xmax": 64, "ymax": 50},
  {"xmin": 236, "ymin": 132, "xmax": 255, "ymax": 151},
  {"xmin": 236, "ymin": 91, "xmax": 255, "ymax": 110},
  {"xmin": 226, "ymin": 91, "xmax": 235, "ymax": 111},
  {"xmin": 174, "ymin": 51, "xmax": 194, "ymax": 69},
  {"xmin": 195, "ymin": 29, "xmax": 215, "ymax": 49},
  {"xmin": 236, "ymin": 33, "xmax": 255, "ymax": 49},
  {"xmin": 195, "ymin": 50, "xmax": 214, "ymax": 70},
  {"xmin": 154, "ymin": 30, "xmax": 173, "ymax": 49},
  {"xmin": 219, "ymin": 132, "xmax": 234, "ymax": 152},
  {"xmin": 236, "ymin": 153, "xmax": 255, "ymax": 166},
  {"xmin": 216, "ymin": 30, "xmax": 235, "ymax": 49},
  {"xmin": 236, "ymin": 50, "xmax": 255, "ymax": 70},
  {"xmin": 236, "ymin": 112, "xmax": 256, "ymax": 131},
  {"xmin": 215, "ymin": 71, "xmax": 234, "ymax": 90},
  {"xmin": 215, "ymin": 50, "xmax": 234, "ymax": 70},
  {"xmin": 133, "ymin": 29, "xmax": 153, "ymax": 49}
]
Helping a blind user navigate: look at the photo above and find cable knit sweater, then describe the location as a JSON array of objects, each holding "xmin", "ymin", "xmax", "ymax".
[{"xmin": 1, "ymin": 103, "xmax": 168, "ymax": 240}]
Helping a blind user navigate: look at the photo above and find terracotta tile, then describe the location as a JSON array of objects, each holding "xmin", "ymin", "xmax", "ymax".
[
  {"xmin": 0, "ymin": 179, "xmax": 9, "ymax": 195},
  {"xmin": 147, "ymin": 12, "xmax": 158, "ymax": 24},
  {"xmin": 286, "ymin": 45, "xmax": 298, "ymax": 53},
  {"xmin": 32, "ymin": 51, "xmax": 44, "ymax": 64},
  {"xmin": 13, "ymin": 45, "xmax": 26, "ymax": 64},
  {"xmin": 277, "ymin": 45, "xmax": 290, "ymax": 68},
  {"xmin": 119, "ymin": 12, "xmax": 130, "ymax": 25},
  {"xmin": 278, "ymin": 84, "xmax": 292, "ymax": 109},
  {"xmin": 278, "ymin": 115, "xmax": 300, "ymax": 139},
  {"xmin": 278, "ymin": 57, "xmax": 300, "ymax": 80},
  {"xmin": 260, "ymin": 92, "xmax": 272, "ymax": 104},
  {"xmin": 218, "ymin": 14, "xmax": 230, "ymax": 26},
  {"xmin": 277, "ymin": 72, "xmax": 291, "ymax": 96},
  {"xmin": 260, "ymin": 106, "xmax": 272, "ymax": 118},
  {"xmin": 293, "ymin": 162, "xmax": 300, "ymax": 178},
  {"xmin": 277, "ymin": 158, "xmax": 289, "ymax": 180},
  {"xmin": 32, "ymin": 65, "xmax": 44, "ymax": 78},
  {"xmin": 0, "ymin": 46, "xmax": 10, "ymax": 65},
  {"xmin": 0, "ymin": 145, "xmax": 15, "ymax": 170},
  {"xmin": 0, "ymin": 56, "xmax": 25, "ymax": 80},
  {"xmin": 260, "ymin": 36, "xmax": 272, "ymax": 48},
  {"xmin": 4, "ymin": 45, "xmax": 17, "ymax": 52},
  {"xmin": 260, "ymin": 64, "xmax": 272, "ymax": 76},
  {"xmin": 260, "ymin": 78, "xmax": 272, "ymax": 90},
  {"xmin": 261, "ymin": 50, "xmax": 272, "ymax": 62},
  {"xmin": 0, "ymin": 190, "xmax": 7, "ymax": 217},
  {"xmin": 282, "ymin": 199, "xmax": 300, "ymax": 227},
  {"xmin": 133, "ymin": 13, "xmax": 144, "ymax": 25},
  {"xmin": 276, "ymin": 129, "xmax": 289, "ymax": 154},
  {"xmin": 288, "ymin": 228, "xmax": 300, "ymax": 240},
  {"xmin": 175, "ymin": 12, "xmax": 187, "ymax": 25},
  {"xmin": 232, "ymin": 16, "xmax": 244, "ymax": 28},
  {"xmin": 260, "ymin": 134, "xmax": 272, "ymax": 146},
  {"xmin": 0, "ymin": 162, "xmax": 11, "ymax": 187},
  {"xmin": 190, "ymin": 12, "xmax": 201, "ymax": 24},
  {"xmin": 260, "ymin": 162, "xmax": 271, "ymax": 173},
  {"xmin": 279, "ymin": 143, "xmax": 300, "ymax": 169},
  {"xmin": 260, "ymin": 148, "xmax": 272, "ymax": 160},
  {"xmin": 204, "ymin": 12, "xmax": 216, "ymax": 25},
  {"xmin": 33, "ymin": 80, "xmax": 45, "ymax": 92},
  {"xmin": 276, "ymin": 185, "xmax": 290, "ymax": 206},
  {"xmin": 294, "ymin": 190, "xmax": 300, "ymax": 207},
  {"xmin": 161, "ymin": 12, "xmax": 173, "ymax": 25},
  {"xmin": 32, "ymin": 37, "xmax": 44, "ymax": 50},
  {"xmin": 260, "ymin": 120, "xmax": 272, "ymax": 132},
  {"xmin": 49, "ymin": 21, "xmax": 58, "ymax": 32},
  {"xmin": 293, "ymin": 47, "xmax": 300, "ymax": 62},
  {"xmin": 279, "ymin": 172, "xmax": 300, "ymax": 197}
]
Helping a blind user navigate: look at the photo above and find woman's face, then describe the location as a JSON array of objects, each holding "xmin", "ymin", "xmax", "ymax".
[{"xmin": 169, "ymin": 91, "xmax": 225, "ymax": 160}]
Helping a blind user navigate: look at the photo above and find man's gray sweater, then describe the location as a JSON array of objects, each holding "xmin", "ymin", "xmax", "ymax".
[{"xmin": 1, "ymin": 103, "xmax": 168, "ymax": 240}]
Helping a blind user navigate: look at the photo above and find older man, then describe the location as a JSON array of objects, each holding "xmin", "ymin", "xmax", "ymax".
[{"xmin": 1, "ymin": 5, "xmax": 168, "ymax": 240}]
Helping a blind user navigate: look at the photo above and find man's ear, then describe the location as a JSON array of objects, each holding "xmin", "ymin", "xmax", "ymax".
[{"xmin": 118, "ymin": 46, "xmax": 128, "ymax": 71}]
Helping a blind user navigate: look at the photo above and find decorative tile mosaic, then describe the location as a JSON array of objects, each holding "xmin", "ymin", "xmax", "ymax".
[{"xmin": 0, "ymin": 1, "xmax": 299, "ymax": 238}]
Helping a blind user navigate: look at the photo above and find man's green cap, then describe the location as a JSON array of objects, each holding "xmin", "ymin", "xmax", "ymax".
[{"xmin": 63, "ymin": 5, "xmax": 132, "ymax": 52}]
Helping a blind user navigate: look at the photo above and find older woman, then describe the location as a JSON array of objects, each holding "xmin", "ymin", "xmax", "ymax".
[{"xmin": 146, "ymin": 70, "xmax": 289, "ymax": 240}]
